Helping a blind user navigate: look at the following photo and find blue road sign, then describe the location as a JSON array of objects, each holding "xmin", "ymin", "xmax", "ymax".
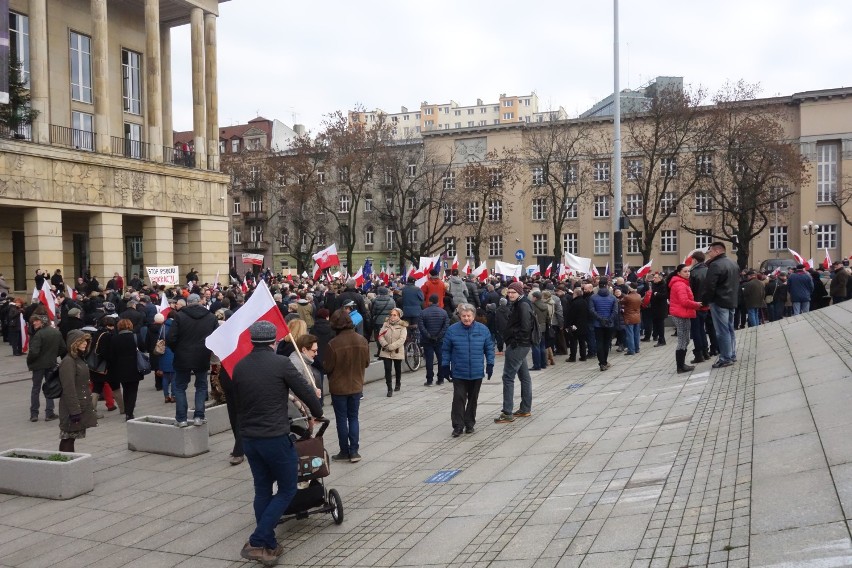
[{"xmin": 515, "ymin": 249, "xmax": 526, "ymax": 261}]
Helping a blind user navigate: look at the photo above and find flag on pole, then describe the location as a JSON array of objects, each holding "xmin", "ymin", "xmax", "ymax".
[
  {"xmin": 38, "ymin": 280, "xmax": 56, "ymax": 321},
  {"xmin": 312, "ymin": 243, "xmax": 341, "ymax": 271},
  {"xmin": 590, "ymin": 264, "xmax": 599, "ymax": 278},
  {"xmin": 636, "ymin": 259, "xmax": 653, "ymax": 279},
  {"xmin": 563, "ymin": 252, "xmax": 593, "ymax": 275},
  {"xmin": 205, "ymin": 280, "xmax": 290, "ymax": 376},
  {"xmin": 240, "ymin": 278, "xmax": 248, "ymax": 294},
  {"xmin": 157, "ymin": 292, "xmax": 171, "ymax": 318},
  {"xmin": 472, "ymin": 262, "xmax": 489, "ymax": 283},
  {"xmin": 604, "ymin": 263, "xmax": 610, "ymax": 278},
  {"xmin": 823, "ymin": 248, "xmax": 832, "ymax": 270},
  {"xmin": 20, "ymin": 313, "xmax": 29, "ymax": 354},
  {"xmin": 353, "ymin": 267, "xmax": 365, "ymax": 288},
  {"xmin": 451, "ymin": 255, "xmax": 459, "ymax": 271},
  {"xmin": 213, "ymin": 270, "xmax": 220, "ymax": 291},
  {"xmin": 66, "ymin": 284, "xmax": 78, "ymax": 301},
  {"xmin": 526, "ymin": 264, "xmax": 541, "ymax": 277},
  {"xmin": 788, "ymin": 248, "xmax": 810, "ymax": 269},
  {"xmin": 462, "ymin": 260, "xmax": 471, "ymax": 275},
  {"xmin": 544, "ymin": 262, "xmax": 553, "ymax": 278}
]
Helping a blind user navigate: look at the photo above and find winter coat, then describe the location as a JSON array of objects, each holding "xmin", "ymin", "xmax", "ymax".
[
  {"xmin": 465, "ymin": 280, "xmax": 481, "ymax": 308},
  {"xmin": 309, "ymin": 318, "xmax": 336, "ymax": 369},
  {"xmin": 378, "ymin": 319, "xmax": 408, "ymax": 360},
  {"xmin": 621, "ymin": 292, "xmax": 642, "ymax": 325},
  {"xmin": 289, "ymin": 351, "xmax": 321, "ymax": 392},
  {"xmin": 156, "ymin": 320, "xmax": 175, "ymax": 373},
  {"xmin": 27, "ymin": 326, "xmax": 66, "ymax": 371},
  {"xmin": 551, "ymin": 295, "xmax": 564, "ymax": 327},
  {"xmin": 787, "ymin": 270, "xmax": 814, "ymax": 303},
  {"xmin": 167, "ymin": 304, "xmax": 218, "ymax": 371},
  {"xmin": 294, "ymin": 300, "xmax": 314, "ymax": 329},
  {"xmin": 370, "ymin": 293, "xmax": 396, "ymax": 330},
  {"xmin": 689, "ymin": 263, "xmax": 708, "ymax": 298},
  {"xmin": 335, "ymin": 287, "xmax": 366, "ymax": 319},
  {"xmin": 441, "ymin": 321, "xmax": 495, "ymax": 380},
  {"xmin": 447, "ymin": 275, "xmax": 468, "ymax": 308},
  {"xmin": 105, "ymin": 329, "xmax": 143, "ymax": 383},
  {"xmin": 532, "ymin": 298, "xmax": 551, "ymax": 331},
  {"xmin": 830, "ymin": 269, "xmax": 850, "ymax": 298},
  {"xmin": 589, "ymin": 289, "xmax": 619, "ymax": 328},
  {"xmin": 565, "ymin": 295, "xmax": 590, "ymax": 329},
  {"xmin": 668, "ymin": 275, "xmax": 702, "ymax": 319},
  {"xmin": 401, "ymin": 284, "xmax": 424, "ymax": 318},
  {"xmin": 649, "ymin": 281, "xmax": 669, "ymax": 319},
  {"xmin": 421, "ymin": 277, "xmax": 447, "ymax": 309},
  {"xmin": 418, "ymin": 304, "xmax": 450, "ymax": 344},
  {"xmin": 58, "ymin": 330, "xmax": 98, "ymax": 432},
  {"xmin": 501, "ymin": 296, "xmax": 534, "ymax": 348},
  {"xmin": 324, "ymin": 328, "xmax": 370, "ymax": 395},
  {"xmin": 811, "ymin": 272, "xmax": 828, "ymax": 305},
  {"xmin": 742, "ymin": 278, "xmax": 766, "ymax": 309},
  {"xmin": 700, "ymin": 253, "xmax": 740, "ymax": 309}
]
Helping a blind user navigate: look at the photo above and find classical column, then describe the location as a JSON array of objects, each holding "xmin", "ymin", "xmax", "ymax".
[
  {"xmin": 173, "ymin": 222, "xmax": 189, "ymax": 275},
  {"xmin": 88, "ymin": 212, "xmax": 124, "ymax": 285},
  {"xmin": 28, "ymin": 0, "xmax": 50, "ymax": 144},
  {"xmin": 24, "ymin": 208, "xmax": 64, "ymax": 282},
  {"xmin": 142, "ymin": 216, "xmax": 174, "ymax": 267},
  {"xmin": 190, "ymin": 8, "xmax": 207, "ymax": 169},
  {"xmin": 188, "ymin": 219, "xmax": 228, "ymax": 284},
  {"xmin": 160, "ymin": 25, "xmax": 173, "ymax": 153},
  {"xmin": 91, "ymin": 0, "xmax": 111, "ymax": 154},
  {"xmin": 204, "ymin": 12, "xmax": 219, "ymax": 171},
  {"xmin": 0, "ymin": 227, "xmax": 13, "ymax": 290},
  {"xmin": 144, "ymin": 0, "xmax": 163, "ymax": 161}
]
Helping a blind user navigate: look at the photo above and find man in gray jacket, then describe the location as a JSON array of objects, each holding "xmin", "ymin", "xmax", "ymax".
[
  {"xmin": 27, "ymin": 315, "xmax": 66, "ymax": 422},
  {"xmin": 447, "ymin": 269, "xmax": 468, "ymax": 310},
  {"xmin": 700, "ymin": 242, "xmax": 740, "ymax": 368}
]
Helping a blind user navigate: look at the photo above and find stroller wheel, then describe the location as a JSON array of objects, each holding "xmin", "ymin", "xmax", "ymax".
[{"xmin": 329, "ymin": 488, "xmax": 344, "ymax": 525}]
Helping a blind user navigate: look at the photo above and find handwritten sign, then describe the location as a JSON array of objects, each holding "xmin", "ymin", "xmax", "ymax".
[{"xmin": 146, "ymin": 266, "xmax": 179, "ymax": 286}]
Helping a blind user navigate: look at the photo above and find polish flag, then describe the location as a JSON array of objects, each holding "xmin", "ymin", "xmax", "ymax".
[
  {"xmin": 558, "ymin": 263, "xmax": 568, "ymax": 280},
  {"xmin": 65, "ymin": 285, "xmax": 78, "ymax": 301},
  {"xmin": 591, "ymin": 264, "xmax": 599, "ymax": 278},
  {"xmin": 823, "ymin": 249, "xmax": 832, "ymax": 270},
  {"xmin": 205, "ymin": 280, "xmax": 290, "ymax": 376},
  {"xmin": 526, "ymin": 264, "xmax": 541, "ymax": 277},
  {"xmin": 286, "ymin": 268, "xmax": 294, "ymax": 283},
  {"xmin": 379, "ymin": 268, "xmax": 389, "ymax": 285},
  {"xmin": 788, "ymin": 248, "xmax": 810, "ymax": 269},
  {"xmin": 157, "ymin": 292, "xmax": 171, "ymax": 318},
  {"xmin": 472, "ymin": 262, "xmax": 489, "ymax": 283},
  {"xmin": 240, "ymin": 278, "xmax": 248, "ymax": 293},
  {"xmin": 353, "ymin": 267, "xmax": 365, "ymax": 288},
  {"xmin": 684, "ymin": 248, "xmax": 707, "ymax": 266},
  {"xmin": 544, "ymin": 263, "xmax": 553, "ymax": 278},
  {"xmin": 451, "ymin": 255, "xmax": 459, "ymax": 271},
  {"xmin": 636, "ymin": 260, "xmax": 654, "ymax": 279},
  {"xmin": 20, "ymin": 313, "xmax": 29, "ymax": 354},
  {"xmin": 38, "ymin": 280, "xmax": 56, "ymax": 321},
  {"xmin": 213, "ymin": 270, "xmax": 220, "ymax": 291},
  {"xmin": 312, "ymin": 263, "xmax": 323, "ymax": 280},
  {"xmin": 312, "ymin": 243, "xmax": 341, "ymax": 271},
  {"xmin": 462, "ymin": 260, "xmax": 471, "ymax": 275}
]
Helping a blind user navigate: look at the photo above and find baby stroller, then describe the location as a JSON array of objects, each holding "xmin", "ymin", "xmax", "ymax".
[{"xmin": 278, "ymin": 396, "xmax": 343, "ymax": 525}]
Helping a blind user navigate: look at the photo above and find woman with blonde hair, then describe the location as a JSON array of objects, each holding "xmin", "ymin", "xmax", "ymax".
[
  {"xmin": 276, "ymin": 318, "xmax": 307, "ymax": 358},
  {"xmin": 378, "ymin": 308, "xmax": 407, "ymax": 397},
  {"xmin": 58, "ymin": 330, "xmax": 97, "ymax": 452}
]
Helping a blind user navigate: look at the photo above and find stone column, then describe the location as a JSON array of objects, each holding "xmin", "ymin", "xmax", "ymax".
[
  {"xmin": 161, "ymin": 25, "xmax": 173, "ymax": 153},
  {"xmin": 88, "ymin": 212, "xmax": 124, "ymax": 285},
  {"xmin": 188, "ymin": 219, "xmax": 228, "ymax": 284},
  {"xmin": 144, "ymin": 0, "xmax": 163, "ymax": 162},
  {"xmin": 204, "ymin": 13, "xmax": 219, "ymax": 171},
  {"xmin": 28, "ymin": 0, "xmax": 50, "ymax": 144},
  {"xmin": 0, "ymin": 227, "xmax": 13, "ymax": 289},
  {"xmin": 91, "ymin": 0, "xmax": 111, "ymax": 154},
  {"xmin": 190, "ymin": 8, "xmax": 207, "ymax": 169},
  {"xmin": 24, "ymin": 208, "xmax": 63, "ymax": 281},
  {"xmin": 173, "ymin": 222, "xmax": 189, "ymax": 275},
  {"xmin": 142, "ymin": 216, "xmax": 174, "ymax": 267}
]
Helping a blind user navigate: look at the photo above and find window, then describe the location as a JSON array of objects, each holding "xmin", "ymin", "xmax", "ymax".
[
  {"xmin": 594, "ymin": 195, "xmax": 609, "ymax": 218},
  {"xmin": 383, "ymin": 167, "xmax": 393, "ymax": 185},
  {"xmin": 279, "ymin": 230, "xmax": 289, "ymax": 251},
  {"xmin": 250, "ymin": 166, "xmax": 260, "ymax": 181},
  {"xmin": 487, "ymin": 199, "xmax": 503, "ymax": 222},
  {"xmin": 318, "ymin": 169, "xmax": 326, "ymax": 184},
  {"xmin": 660, "ymin": 229, "xmax": 678, "ymax": 253},
  {"xmin": 249, "ymin": 196, "xmax": 262, "ymax": 212},
  {"xmin": 407, "ymin": 163, "xmax": 416, "ymax": 177},
  {"xmin": 232, "ymin": 197, "xmax": 241, "ymax": 215},
  {"xmin": 464, "ymin": 170, "xmax": 478, "ymax": 189},
  {"xmin": 489, "ymin": 235, "xmax": 503, "ymax": 258},
  {"xmin": 364, "ymin": 194, "xmax": 373, "ymax": 212},
  {"xmin": 386, "ymin": 227, "xmax": 395, "ymax": 249},
  {"xmin": 467, "ymin": 109, "xmax": 474, "ymax": 115},
  {"xmin": 493, "ymin": 106, "xmax": 499, "ymax": 111},
  {"xmin": 768, "ymin": 227, "xmax": 787, "ymax": 251},
  {"xmin": 564, "ymin": 199, "xmax": 578, "ymax": 219},
  {"xmin": 625, "ymin": 194, "xmax": 643, "ymax": 217},
  {"xmin": 442, "ymin": 171, "xmax": 456, "ymax": 190},
  {"xmin": 696, "ymin": 154, "xmax": 713, "ymax": 176},
  {"xmin": 533, "ymin": 234, "xmax": 548, "ymax": 256},
  {"xmin": 444, "ymin": 237, "xmax": 456, "ymax": 258},
  {"xmin": 695, "ymin": 230, "xmax": 713, "ymax": 251},
  {"xmin": 503, "ymin": 100, "xmax": 513, "ymax": 107},
  {"xmin": 532, "ymin": 198, "xmax": 547, "ymax": 221},
  {"xmin": 817, "ymin": 144, "xmax": 838, "ymax": 203},
  {"xmin": 443, "ymin": 203, "xmax": 457, "ymax": 224},
  {"xmin": 489, "ymin": 168, "xmax": 503, "ymax": 187},
  {"xmin": 424, "ymin": 108, "xmax": 433, "ymax": 115},
  {"xmin": 563, "ymin": 233, "xmax": 578, "ymax": 255},
  {"xmin": 232, "ymin": 229, "xmax": 241, "ymax": 244},
  {"xmin": 426, "ymin": 120, "xmax": 435, "ymax": 128},
  {"xmin": 480, "ymin": 107, "xmax": 487, "ymax": 114},
  {"xmin": 503, "ymin": 112, "xmax": 514, "ymax": 120},
  {"xmin": 627, "ymin": 231, "xmax": 642, "ymax": 255},
  {"xmin": 121, "ymin": 49, "xmax": 142, "ymax": 115},
  {"xmin": 70, "ymin": 32, "xmax": 92, "ymax": 103},
  {"xmin": 660, "ymin": 192, "xmax": 675, "ymax": 213},
  {"xmin": 231, "ymin": 139, "xmax": 239, "ymax": 153},
  {"xmin": 454, "ymin": 122, "xmax": 461, "ymax": 129},
  {"xmin": 250, "ymin": 225, "xmax": 263, "ymax": 243},
  {"xmin": 694, "ymin": 191, "xmax": 711, "ymax": 213},
  {"xmin": 71, "ymin": 111, "xmax": 94, "ymax": 151},
  {"xmin": 409, "ymin": 228, "xmax": 418, "ymax": 246},
  {"xmin": 465, "ymin": 236, "xmax": 476, "ymax": 258},
  {"xmin": 493, "ymin": 119, "xmax": 499, "ymax": 125},
  {"xmin": 9, "ymin": 12, "xmax": 30, "ymax": 86},
  {"xmin": 124, "ymin": 122, "xmax": 142, "ymax": 159},
  {"xmin": 407, "ymin": 196, "xmax": 417, "ymax": 210},
  {"xmin": 769, "ymin": 186, "xmax": 789, "ymax": 210},
  {"xmin": 594, "ymin": 161, "xmax": 610, "ymax": 182},
  {"xmin": 626, "ymin": 159, "xmax": 643, "ymax": 180},
  {"xmin": 817, "ymin": 224, "xmax": 837, "ymax": 249},
  {"xmin": 594, "ymin": 232, "xmax": 610, "ymax": 255},
  {"xmin": 660, "ymin": 157, "xmax": 678, "ymax": 178},
  {"xmin": 564, "ymin": 162, "xmax": 578, "ymax": 184},
  {"xmin": 466, "ymin": 201, "xmax": 480, "ymax": 223},
  {"xmin": 468, "ymin": 121, "xmax": 474, "ymax": 127},
  {"xmin": 219, "ymin": 141, "xmax": 225, "ymax": 154},
  {"xmin": 531, "ymin": 166, "xmax": 544, "ymax": 186},
  {"xmin": 454, "ymin": 110, "xmax": 461, "ymax": 116},
  {"xmin": 338, "ymin": 194, "xmax": 350, "ymax": 213},
  {"xmin": 478, "ymin": 120, "xmax": 487, "ymax": 126},
  {"xmin": 443, "ymin": 107, "xmax": 449, "ymax": 113}
]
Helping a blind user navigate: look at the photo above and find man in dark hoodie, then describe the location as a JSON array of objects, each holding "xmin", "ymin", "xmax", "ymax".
[{"xmin": 167, "ymin": 293, "xmax": 218, "ymax": 427}]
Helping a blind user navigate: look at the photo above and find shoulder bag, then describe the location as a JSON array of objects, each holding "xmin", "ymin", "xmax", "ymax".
[
  {"xmin": 42, "ymin": 364, "xmax": 62, "ymax": 399},
  {"xmin": 136, "ymin": 349, "xmax": 152, "ymax": 375}
]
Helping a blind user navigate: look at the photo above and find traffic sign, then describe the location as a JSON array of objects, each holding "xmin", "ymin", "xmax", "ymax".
[{"xmin": 515, "ymin": 249, "xmax": 526, "ymax": 261}]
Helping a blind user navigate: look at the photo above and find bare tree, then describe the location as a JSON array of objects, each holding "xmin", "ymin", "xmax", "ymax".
[{"xmin": 682, "ymin": 82, "xmax": 808, "ymax": 269}]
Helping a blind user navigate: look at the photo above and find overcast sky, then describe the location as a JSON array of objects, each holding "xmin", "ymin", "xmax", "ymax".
[{"xmin": 170, "ymin": 0, "xmax": 850, "ymax": 134}]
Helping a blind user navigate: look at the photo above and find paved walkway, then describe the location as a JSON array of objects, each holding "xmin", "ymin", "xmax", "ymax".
[{"xmin": 0, "ymin": 304, "xmax": 851, "ymax": 567}]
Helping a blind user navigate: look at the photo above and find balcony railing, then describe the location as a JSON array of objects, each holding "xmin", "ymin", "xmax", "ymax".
[
  {"xmin": 242, "ymin": 209, "xmax": 268, "ymax": 221},
  {"xmin": 50, "ymin": 124, "xmax": 94, "ymax": 151},
  {"xmin": 0, "ymin": 123, "xmax": 32, "ymax": 140},
  {"xmin": 243, "ymin": 240, "xmax": 270, "ymax": 251},
  {"xmin": 111, "ymin": 136, "xmax": 151, "ymax": 160},
  {"xmin": 163, "ymin": 145, "xmax": 197, "ymax": 168}
]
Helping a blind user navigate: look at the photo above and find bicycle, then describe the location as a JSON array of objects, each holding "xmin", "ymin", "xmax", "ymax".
[{"xmin": 404, "ymin": 324, "xmax": 423, "ymax": 372}]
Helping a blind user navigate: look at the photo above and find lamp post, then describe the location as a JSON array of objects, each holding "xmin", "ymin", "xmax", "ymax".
[{"xmin": 802, "ymin": 221, "xmax": 819, "ymax": 261}]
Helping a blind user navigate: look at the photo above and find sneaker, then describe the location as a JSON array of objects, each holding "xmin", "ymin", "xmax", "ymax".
[
  {"xmin": 175, "ymin": 421, "xmax": 189, "ymax": 428},
  {"xmin": 240, "ymin": 542, "xmax": 264, "ymax": 562},
  {"xmin": 494, "ymin": 412, "xmax": 515, "ymax": 423},
  {"xmin": 30, "ymin": 414, "xmax": 38, "ymax": 423},
  {"xmin": 331, "ymin": 452, "xmax": 350, "ymax": 462},
  {"xmin": 193, "ymin": 417, "xmax": 207, "ymax": 427},
  {"xmin": 44, "ymin": 413, "xmax": 58, "ymax": 421},
  {"xmin": 259, "ymin": 545, "xmax": 284, "ymax": 566},
  {"xmin": 452, "ymin": 428, "xmax": 463, "ymax": 438},
  {"xmin": 465, "ymin": 426, "xmax": 475, "ymax": 434},
  {"xmin": 512, "ymin": 410, "xmax": 531, "ymax": 417},
  {"xmin": 349, "ymin": 453, "xmax": 362, "ymax": 463},
  {"xmin": 229, "ymin": 455, "xmax": 245, "ymax": 466},
  {"xmin": 711, "ymin": 360, "xmax": 733, "ymax": 368}
]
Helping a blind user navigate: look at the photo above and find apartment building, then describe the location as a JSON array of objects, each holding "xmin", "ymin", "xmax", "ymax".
[{"xmin": 0, "ymin": 0, "xmax": 230, "ymax": 291}]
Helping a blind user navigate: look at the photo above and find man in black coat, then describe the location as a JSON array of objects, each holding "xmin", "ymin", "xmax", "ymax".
[
  {"xmin": 699, "ymin": 242, "xmax": 740, "ymax": 368},
  {"xmin": 565, "ymin": 287, "xmax": 589, "ymax": 362},
  {"xmin": 335, "ymin": 279, "xmax": 366, "ymax": 325},
  {"xmin": 167, "ymin": 293, "xmax": 218, "ymax": 427},
  {"xmin": 495, "ymin": 282, "xmax": 534, "ymax": 424}
]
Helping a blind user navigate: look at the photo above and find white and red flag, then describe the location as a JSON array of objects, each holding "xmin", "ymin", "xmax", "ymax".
[
  {"xmin": 205, "ymin": 280, "xmax": 290, "ymax": 376},
  {"xmin": 313, "ymin": 244, "xmax": 340, "ymax": 271},
  {"xmin": 157, "ymin": 292, "xmax": 171, "ymax": 318},
  {"xmin": 353, "ymin": 267, "xmax": 365, "ymax": 288},
  {"xmin": 526, "ymin": 264, "xmax": 541, "ymax": 277},
  {"xmin": 636, "ymin": 260, "xmax": 653, "ymax": 279},
  {"xmin": 462, "ymin": 260, "xmax": 471, "ymax": 275},
  {"xmin": 590, "ymin": 264, "xmax": 599, "ymax": 278},
  {"xmin": 451, "ymin": 255, "xmax": 459, "ymax": 271},
  {"xmin": 472, "ymin": 262, "xmax": 489, "ymax": 283},
  {"xmin": 544, "ymin": 263, "xmax": 553, "ymax": 278},
  {"xmin": 788, "ymin": 248, "xmax": 810, "ymax": 269},
  {"xmin": 684, "ymin": 248, "xmax": 707, "ymax": 266},
  {"xmin": 823, "ymin": 248, "xmax": 832, "ymax": 270},
  {"xmin": 38, "ymin": 280, "xmax": 56, "ymax": 321},
  {"xmin": 213, "ymin": 270, "xmax": 220, "ymax": 291},
  {"xmin": 65, "ymin": 285, "xmax": 78, "ymax": 301},
  {"xmin": 20, "ymin": 313, "xmax": 29, "ymax": 354},
  {"xmin": 240, "ymin": 278, "xmax": 249, "ymax": 294}
]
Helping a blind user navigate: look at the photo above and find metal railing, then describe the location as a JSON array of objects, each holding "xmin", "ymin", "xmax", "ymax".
[
  {"xmin": 0, "ymin": 123, "xmax": 32, "ymax": 140},
  {"xmin": 242, "ymin": 209, "xmax": 268, "ymax": 221},
  {"xmin": 49, "ymin": 124, "xmax": 94, "ymax": 151},
  {"xmin": 163, "ymin": 145, "xmax": 197, "ymax": 168},
  {"xmin": 110, "ymin": 136, "xmax": 151, "ymax": 161}
]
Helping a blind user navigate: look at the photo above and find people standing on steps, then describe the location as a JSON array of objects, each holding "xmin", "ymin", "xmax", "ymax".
[
  {"xmin": 667, "ymin": 264, "xmax": 704, "ymax": 374},
  {"xmin": 377, "ymin": 308, "xmax": 407, "ymax": 397}
]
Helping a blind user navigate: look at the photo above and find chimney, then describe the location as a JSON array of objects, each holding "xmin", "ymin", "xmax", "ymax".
[
  {"xmin": 476, "ymin": 98, "xmax": 483, "ymax": 106},
  {"xmin": 401, "ymin": 106, "xmax": 408, "ymax": 113},
  {"xmin": 293, "ymin": 124, "xmax": 305, "ymax": 136}
]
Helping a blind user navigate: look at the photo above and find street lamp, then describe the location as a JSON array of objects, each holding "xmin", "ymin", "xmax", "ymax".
[{"xmin": 802, "ymin": 221, "xmax": 819, "ymax": 260}]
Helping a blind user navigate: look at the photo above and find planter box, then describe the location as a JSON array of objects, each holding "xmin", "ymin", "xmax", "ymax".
[
  {"xmin": 127, "ymin": 416, "xmax": 209, "ymax": 457},
  {"xmin": 188, "ymin": 403, "xmax": 230, "ymax": 437},
  {"xmin": 0, "ymin": 449, "xmax": 94, "ymax": 500}
]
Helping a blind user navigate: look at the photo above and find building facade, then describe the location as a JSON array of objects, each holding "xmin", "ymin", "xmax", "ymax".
[{"xmin": 0, "ymin": 0, "xmax": 230, "ymax": 291}]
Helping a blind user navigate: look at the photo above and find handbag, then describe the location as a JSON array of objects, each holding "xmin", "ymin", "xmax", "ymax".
[
  {"xmin": 42, "ymin": 365, "xmax": 62, "ymax": 399},
  {"xmin": 764, "ymin": 294, "xmax": 774, "ymax": 304},
  {"xmin": 153, "ymin": 326, "xmax": 166, "ymax": 356},
  {"xmin": 136, "ymin": 349, "xmax": 152, "ymax": 375},
  {"xmin": 86, "ymin": 334, "xmax": 109, "ymax": 375}
]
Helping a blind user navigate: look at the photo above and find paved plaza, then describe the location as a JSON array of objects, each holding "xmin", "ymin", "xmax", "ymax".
[{"xmin": 1, "ymin": 304, "xmax": 851, "ymax": 567}]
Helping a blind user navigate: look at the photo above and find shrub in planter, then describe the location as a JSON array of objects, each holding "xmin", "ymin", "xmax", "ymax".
[
  {"xmin": 126, "ymin": 416, "xmax": 209, "ymax": 457},
  {"xmin": 0, "ymin": 448, "xmax": 94, "ymax": 500}
]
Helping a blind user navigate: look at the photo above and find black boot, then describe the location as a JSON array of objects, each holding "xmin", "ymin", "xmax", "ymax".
[
  {"xmin": 676, "ymin": 349, "xmax": 695, "ymax": 373},
  {"xmin": 703, "ymin": 349, "xmax": 711, "ymax": 359},
  {"xmin": 386, "ymin": 378, "xmax": 393, "ymax": 397},
  {"xmin": 394, "ymin": 379, "xmax": 401, "ymax": 392},
  {"xmin": 690, "ymin": 349, "xmax": 705, "ymax": 364}
]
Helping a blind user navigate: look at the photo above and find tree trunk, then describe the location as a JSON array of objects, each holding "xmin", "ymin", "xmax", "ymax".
[{"xmin": 735, "ymin": 247, "xmax": 749, "ymax": 270}]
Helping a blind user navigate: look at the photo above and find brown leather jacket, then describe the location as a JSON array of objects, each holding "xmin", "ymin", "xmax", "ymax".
[{"xmin": 621, "ymin": 292, "xmax": 642, "ymax": 325}]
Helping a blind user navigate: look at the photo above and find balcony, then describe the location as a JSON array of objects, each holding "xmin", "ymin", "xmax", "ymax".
[
  {"xmin": 243, "ymin": 240, "xmax": 270, "ymax": 252},
  {"xmin": 241, "ymin": 179, "xmax": 267, "ymax": 192},
  {"xmin": 242, "ymin": 209, "xmax": 268, "ymax": 222}
]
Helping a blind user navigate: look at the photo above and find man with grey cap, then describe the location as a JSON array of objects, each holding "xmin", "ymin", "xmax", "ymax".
[
  {"xmin": 167, "ymin": 293, "xmax": 218, "ymax": 427},
  {"xmin": 233, "ymin": 320, "xmax": 323, "ymax": 565}
]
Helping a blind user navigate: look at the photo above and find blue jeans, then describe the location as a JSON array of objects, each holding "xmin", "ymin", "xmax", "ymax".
[
  {"xmin": 710, "ymin": 304, "xmax": 736, "ymax": 363},
  {"xmin": 331, "ymin": 393, "xmax": 361, "ymax": 456},
  {"xmin": 691, "ymin": 312, "xmax": 708, "ymax": 352},
  {"xmin": 174, "ymin": 369, "xmax": 209, "ymax": 422},
  {"xmin": 531, "ymin": 338, "xmax": 546, "ymax": 369},
  {"xmin": 242, "ymin": 435, "xmax": 298, "ymax": 549},
  {"xmin": 624, "ymin": 323, "xmax": 641, "ymax": 354},
  {"xmin": 792, "ymin": 301, "xmax": 810, "ymax": 315},
  {"xmin": 586, "ymin": 322, "xmax": 597, "ymax": 355},
  {"xmin": 747, "ymin": 308, "xmax": 760, "ymax": 327},
  {"xmin": 423, "ymin": 341, "xmax": 443, "ymax": 383},
  {"xmin": 30, "ymin": 369, "xmax": 55, "ymax": 415},
  {"xmin": 161, "ymin": 371, "xmax": 175, "ymax": 398},
  {"xmin": 501, "ymin": 346, "xmax": 532, "ymax": 414}
]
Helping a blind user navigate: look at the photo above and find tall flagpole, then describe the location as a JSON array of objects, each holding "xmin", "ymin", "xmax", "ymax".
[{"xmin": 612, "ymin": 0, "xmax": 624, "ymax": 278}]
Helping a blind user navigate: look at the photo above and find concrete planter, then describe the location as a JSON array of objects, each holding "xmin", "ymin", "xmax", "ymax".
[
  {"xmin": 188, "ymin": 402, "xmax": 230, "ymax": 436},
  {"xmin": 0, "ymin": 448, "xmax": 94, "ymax": 500},
  {"xmin": 127, "ymin": 416, "xmax": 209, "ymax": 457}
]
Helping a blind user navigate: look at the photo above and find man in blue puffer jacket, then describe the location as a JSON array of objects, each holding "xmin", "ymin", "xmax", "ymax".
[
  {"xmin": 441, "ymin": 303, "xmax": 495, "ymax": 438},
  {"xmin": 589, "ymin": 278, "xmax": 619, "ymax": 372}
]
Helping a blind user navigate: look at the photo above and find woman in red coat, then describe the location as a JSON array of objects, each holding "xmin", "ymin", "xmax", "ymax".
[{"xmin": 667, "ymin": 264, "xmax": 703, "ymax": 373}]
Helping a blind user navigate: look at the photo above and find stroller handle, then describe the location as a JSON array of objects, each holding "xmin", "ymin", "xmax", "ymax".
[{"xmin": 314, "ymin": 417, "xmax": 330, "ymax": 438}]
